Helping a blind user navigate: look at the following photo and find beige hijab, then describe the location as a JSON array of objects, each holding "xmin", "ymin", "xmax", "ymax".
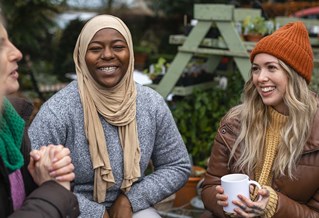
[{"xmin": 73, "ymin": 15, "xmax": 141, "ymax": 203}]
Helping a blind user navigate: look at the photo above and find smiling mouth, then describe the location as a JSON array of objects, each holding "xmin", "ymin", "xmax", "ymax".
[
  {"xmin": 99, "ymin": 66, "xmax": 117, "ymax": 73},
  {"xmin": 9, "ymin": 70, "xmax": 19, "ymax": 79},
  {"xmin": 261, "ymin": 86, "xmax": 275, "ymax": 93}
]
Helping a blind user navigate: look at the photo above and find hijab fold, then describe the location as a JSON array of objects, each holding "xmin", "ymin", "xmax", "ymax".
[{"xmin": 73, "ymin": 15, "xmax": 141, "ymax": 203}]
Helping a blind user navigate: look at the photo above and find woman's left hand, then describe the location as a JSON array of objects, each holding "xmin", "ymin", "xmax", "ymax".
[{"xmin": 231, "ymin": 187, "xmax": 270, "ymax": 217}]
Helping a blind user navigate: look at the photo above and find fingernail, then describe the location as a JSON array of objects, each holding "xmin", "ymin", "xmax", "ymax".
[{"xmin": 50, "ymin": 171, "xmax": 56, "ymax": 176}]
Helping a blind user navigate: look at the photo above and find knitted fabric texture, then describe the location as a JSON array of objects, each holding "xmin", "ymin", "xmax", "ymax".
[
  {"xmin": 255, "ymin": 107, "xmax": 288, "ymax": 186},
  {"xmin": 0, "ymin": 98, "xmax": 25, "ymax": 173},
  {"xmin": 250, "ymin": 21, "xmax": 313, "ymax": 84},
  {"xmin": 262, "ymin": 186, "xmax": 278, "ymax": 218},
  {"xmin": 254, "ymin": 107, "xmax": 287, "ymax": 217}
]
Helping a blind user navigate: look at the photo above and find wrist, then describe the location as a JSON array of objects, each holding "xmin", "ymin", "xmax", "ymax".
[
  {"xmin": 57, "ymin": 181, "xmax": 71, "ymax": 190},
  {"xmin": 103, "ymin": 209, "xmax": 110, "ymax": 218}
]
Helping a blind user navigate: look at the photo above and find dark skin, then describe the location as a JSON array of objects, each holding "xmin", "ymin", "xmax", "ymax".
[
  {"xmin": 86, "ymin": 28, "xmax": 132, "ymax": 218},
  {"xmin": 85, "ymin": 28, "xmax": 130, "ymax": 89}
]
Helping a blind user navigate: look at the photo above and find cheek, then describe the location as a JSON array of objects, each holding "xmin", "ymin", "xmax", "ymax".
[
  {"xmin": 252, "ymin": 75, "xmax": 258, "ymax": 86},
  {"xmin": 121, "ymin": 51, "xmax": 130, "ymax": 66}
]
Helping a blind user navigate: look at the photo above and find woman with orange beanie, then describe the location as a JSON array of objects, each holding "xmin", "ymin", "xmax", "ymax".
[{"xmin": 201, "ymin": 21, "xmax": 319, "ymax": 217}]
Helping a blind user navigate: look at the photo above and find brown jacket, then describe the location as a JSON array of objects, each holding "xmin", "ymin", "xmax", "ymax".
[{"xmin": 201, "ymin": 104, "xmax": 319, "ymax": 218}]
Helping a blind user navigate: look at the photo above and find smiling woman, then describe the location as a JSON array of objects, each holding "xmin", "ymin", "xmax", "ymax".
[
  {"xmin": 29, "ymin": 14, "xmax": 191, "ymax": 218},
  {"xmin": 85, "ymin": 28, "xmax": 130, "ymax": 88},
  {"xmin": 201, "ymin": 21, "xmax": 319, "ymax": 218}
]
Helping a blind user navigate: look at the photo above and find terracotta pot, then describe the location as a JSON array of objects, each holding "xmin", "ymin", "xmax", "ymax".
[
  {"xmin": 173, "ymin": 176, "xmax": 202, "ymax": 208},
  {"xmin": 243, "ymin": 34, "xmax": 264, "ymax": 42},
  {"xmin": 173, "ymin": 166, "xmax": 206, "ymax": 207}
]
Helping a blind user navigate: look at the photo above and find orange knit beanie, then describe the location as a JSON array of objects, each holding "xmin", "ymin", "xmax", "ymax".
[{"xmin": 250, "ymin": 21, "xmax": 313, "ymax": 84}]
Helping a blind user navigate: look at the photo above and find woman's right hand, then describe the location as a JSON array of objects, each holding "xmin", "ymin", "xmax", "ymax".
[
  {"xmin": 216, "ymin": 185, "xmax": 229, "ymax": 207},
  {"xmin": 28, "ymin": 145, "xmax": 75, "ymax": 190}
]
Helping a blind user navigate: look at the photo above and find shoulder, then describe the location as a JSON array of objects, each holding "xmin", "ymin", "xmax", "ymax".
[
  {"xmin": 41, "ymin": 81, "xmax": 81, "ymax": 112},
  {"xmin": 219, "ymin": 105, "xmax": 241, "ymax": 128},
  {"xmin": 215, "ymin": 105, "xmax": 242, "ymax": 143},
  {"xmin": 7, "ymin": 96, "xmax": 33, "ymax": 122},
  {"xmin": 136, "ymin": 83, "xmax": 165, "ymax": 105},
  {"xmin": 307, "ymin": 95, "xmax": 319, "ymax": 151}
]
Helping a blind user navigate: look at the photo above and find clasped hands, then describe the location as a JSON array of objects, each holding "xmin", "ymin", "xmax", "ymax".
[
  {"xmin": 28, "ymin": 144, "xmax": 75, "ymax": 190},
  {"xmin": 216, "ymin": 185, "xmax": 270, "ymax": 217}
]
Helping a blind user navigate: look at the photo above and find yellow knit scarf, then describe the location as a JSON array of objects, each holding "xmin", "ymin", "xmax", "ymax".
[
  {"xmin": 254, "ymin": 107, "xmax": 287, "ymax": 217},
  {"xmin": 255, "ymin": 106, "xmax": 288, "ymax": 186},
  {"xmin": 73, "ymin": 15, "xmax": 141, "ymax": 203}
]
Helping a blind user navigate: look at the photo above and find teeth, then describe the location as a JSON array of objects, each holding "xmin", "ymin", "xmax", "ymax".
[
  {"xmin": 99, "ymin": 67, "xmax": 116, "ymax": 72},
  {"xmin": 261, "ymin": 87, "xmax": 275, "ymax": 92},
  {"xmin": 262, "ymin": 87, "xmax": 274, "ymax": 92}
]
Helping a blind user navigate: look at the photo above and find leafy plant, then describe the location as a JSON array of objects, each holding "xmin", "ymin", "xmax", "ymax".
[
  {"xmin": 169, "ymin": 70, "xmax": 244, "ymax": 167},
  {"xmin": 242, "ymin": 16, "xmax": 268, "ymax": 36},
  {"xmin": 144, "ymin": 57, "xmax": 170, "ymax": 80}
]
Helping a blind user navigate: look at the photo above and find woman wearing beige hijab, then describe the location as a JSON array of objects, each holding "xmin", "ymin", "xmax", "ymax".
[{"xmin": 29, "ymin": 14, "xmax": 191, "ymax": 218}]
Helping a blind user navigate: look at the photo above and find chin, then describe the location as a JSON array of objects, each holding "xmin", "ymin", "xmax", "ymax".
[{"xmin": 6, "ymin": 84, "xmax": 20, "ymax": 95}]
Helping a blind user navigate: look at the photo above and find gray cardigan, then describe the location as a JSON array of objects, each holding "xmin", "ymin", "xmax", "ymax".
[{"xmin": 28, "ymin": 81, "xmax": 191, "ymax": 217}]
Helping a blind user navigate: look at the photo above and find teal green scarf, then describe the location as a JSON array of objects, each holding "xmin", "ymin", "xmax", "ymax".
[{"xmin": 0, "ymin": 98, "xmax": 25, "ymax": 173}]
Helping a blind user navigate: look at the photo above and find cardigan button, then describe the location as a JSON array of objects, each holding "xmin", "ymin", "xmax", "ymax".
[{"xmin": 221, "ymin": 128, "xmax": 226, "ymax": 134}]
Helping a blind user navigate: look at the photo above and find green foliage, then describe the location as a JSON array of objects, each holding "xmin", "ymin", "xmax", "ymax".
[
  {"xmin": 242, "ymin": 16, "xmax": 267, "ymax": 36},
  {"xmin": 143, "ymin": 57, "xmax": 170, "ymax": 80},
  {"xmin": 53, "ymin": 19, "xmax": 85, "ymax": 81},
  {"xmin": 1, "ymin": 0, "xmax": 58, "ymax": 58},
  {"xmin": 149, "ymin": 0, "xmax": 229, "ymax": 17},
  {"xmin": 170, "ymin": 71, "xmax": 244, "ymax": 167},
  {"xmin": 1, "ymin": 0, "xmax": 61, "ymax": 96}
]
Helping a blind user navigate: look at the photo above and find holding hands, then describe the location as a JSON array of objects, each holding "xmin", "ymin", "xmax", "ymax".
[
  {"xmin": 28, "ymin": 144, "xmax": 75, "ymax": 190},
  {"xmin": 216, "ymin": 185, "xmax": 270, "ymax": 217}
]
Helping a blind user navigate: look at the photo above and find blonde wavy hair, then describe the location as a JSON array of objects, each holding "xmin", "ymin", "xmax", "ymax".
[{"xmin": 228, "ymin": 60, "xmax": 317, "ymax": 179}]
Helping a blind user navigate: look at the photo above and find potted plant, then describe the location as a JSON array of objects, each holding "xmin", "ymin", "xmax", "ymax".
[
  {"xmin": 143, "ymin": 57, "xmax": 169, "ymax": 84},
  {"xmin": 242, "ymin": 16, "xmax": 268, "ymax": 42},
  {"xmin": 173, "ymin": 165, "xmax": 206, "ymax": 207}
]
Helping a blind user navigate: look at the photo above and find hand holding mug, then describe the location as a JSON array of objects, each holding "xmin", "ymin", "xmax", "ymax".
[{"xmin": 216, "ymin": 174, "xmax": 269, "ymax": 217}]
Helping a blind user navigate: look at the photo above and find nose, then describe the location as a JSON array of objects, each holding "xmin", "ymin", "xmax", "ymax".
[
  {"xmin": 8, "ymin": 40, "xmax": 23, "ymax": 62},
  {"xmin": 101, "ymin": 47, "xmax": 114, "ymax": 59},
  {"xmin": 257, "ymin": 68, "xmax": 269, "ymax": 82}
]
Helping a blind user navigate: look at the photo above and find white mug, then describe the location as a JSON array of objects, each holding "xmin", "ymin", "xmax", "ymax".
[{"xmin": 221, "ymin": 173, "xmax": 261, "ymax": 213}]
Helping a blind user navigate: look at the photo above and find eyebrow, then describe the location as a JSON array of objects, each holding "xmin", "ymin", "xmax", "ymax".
[
  {"xmin": 89, "ymin": 38, "xmax": 126, "ymax": 44},
  {"xmin": 253, "ymin": 61, "xmax": 279, "ymax": 65}
]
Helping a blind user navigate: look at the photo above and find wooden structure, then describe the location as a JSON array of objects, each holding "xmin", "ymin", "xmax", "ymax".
[
  {"xmin": 152, "ymin": 4, "xmax": 319, "ymax": 98},
  {"xmin": 153, "ymin": 4, "xmax": 261, "ymax": 98}
]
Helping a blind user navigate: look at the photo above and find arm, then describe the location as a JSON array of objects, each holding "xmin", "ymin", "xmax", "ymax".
[
  {"xmin": 202, "ymin": 120, "xmax": 319, "ymax": 218},
  {"xmin": 9, "ymin": 180, "xmax": 80, "ymax": 218},
  {"xmin": 201, "ymin": 126, "xmax": 232, "ymax": 218},
  {"xmin": 29, "ymin": 102, "xmax": 106, "ymax": 218},
  {"xmin": 126, "ymin": 98, "xmax": 192, "ymax": 212},
  {"xmin": 273, "ymin": 189, "xmax": 319, "ymax": 217},
  {"xmin": 10, "ymin": 144, "xmax": 79, "ymax": 217}
]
